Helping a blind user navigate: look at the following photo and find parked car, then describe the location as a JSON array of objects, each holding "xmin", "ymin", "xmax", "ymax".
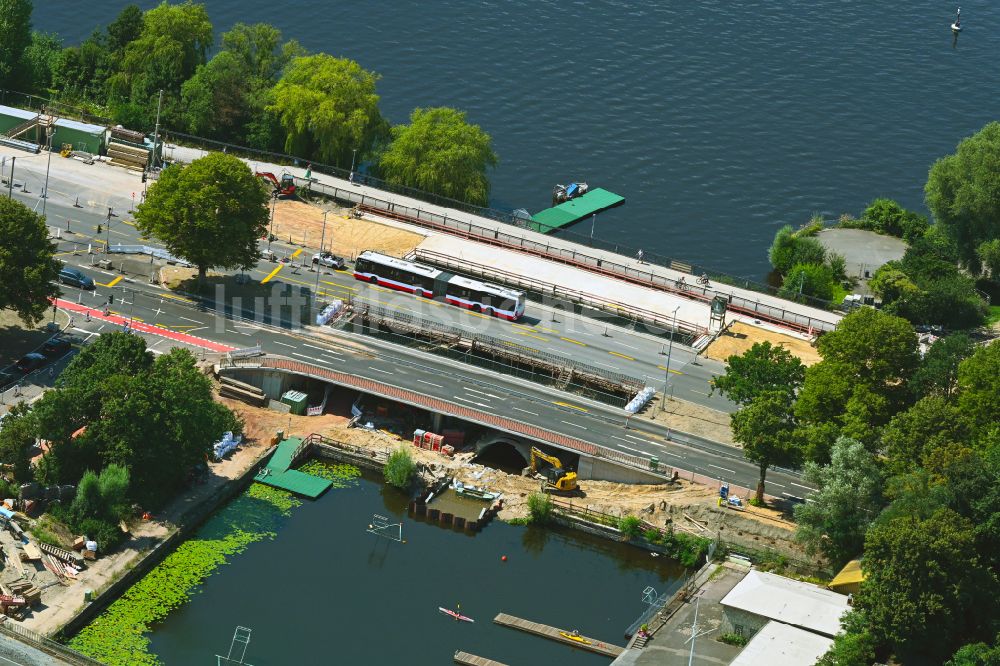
[
  {"xmin": 41, "ymin": 337, "xmax": 72, "ymax": 356},
  {"xmin": 58, "ymin": 266, "xmax": 95, "ymax": 290},
  {"xmin": 311, "ymin": 252, "xmax": 346, "ymax": 269},
  {"xmin": 15, "ymin": 353, "xmax": 46, "ymax": 373}
]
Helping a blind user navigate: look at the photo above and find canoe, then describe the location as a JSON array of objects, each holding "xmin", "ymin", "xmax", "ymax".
[
  {"xmin": 439, "ymin": 607, "xmax": 474, "ymax": 623},
  {"xmin": 560, "ymin": 631, "xmax": 593, "ymax": 645}
]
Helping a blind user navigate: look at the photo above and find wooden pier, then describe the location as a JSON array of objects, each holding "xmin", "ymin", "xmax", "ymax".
[
  {"xmin": 493, "ymin": 612, "xmax": 624, "ymax": 658},
  {"xmin": 454, "ymin": 651, "xmax": 509, "ymax": 666}
]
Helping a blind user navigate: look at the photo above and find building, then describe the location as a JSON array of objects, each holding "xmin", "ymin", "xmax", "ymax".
[
  {"xmin": 0, "ymin": 104, "xmax": 106, "ymax": 155},
  {"xmin": 720, "ymin": 569, "xmax": 849, "ymax": 638},
  {"xmin": 729, "ymin": 621, "xmax": 834, "ymax": 666},
  {"xmin": 829, "ymin": 559, "xmax": 864, "ymax": 596}
]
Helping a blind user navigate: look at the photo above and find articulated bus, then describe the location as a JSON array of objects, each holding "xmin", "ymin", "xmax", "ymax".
[{"xmin": 353, "ymin": 251, "xmax": 526, "ymax": 321}]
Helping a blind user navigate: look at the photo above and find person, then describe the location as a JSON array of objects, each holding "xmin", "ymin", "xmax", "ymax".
[
  {"xmin": 85, "ymin": 311, "xmax": 90, "ymax": 323},
  {"xmin": 305, "ymin": 163, "xmax": 312, "ymax": 180},
  {"xmin": 636, "ymin": 249, "xmax": 644, "ymax": 263}
]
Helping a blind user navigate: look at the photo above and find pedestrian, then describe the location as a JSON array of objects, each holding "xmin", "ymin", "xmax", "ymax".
[
  {"xmin": 85, "ymin": 311, "xmax": 91, "ymax": 323},
  {"xmin": 48, "ymin": 367, "xmax": 54, "ymax": 379},
  {"xmin": 637, "ymin": 249, "xmax": 644, "ymax": 263}
]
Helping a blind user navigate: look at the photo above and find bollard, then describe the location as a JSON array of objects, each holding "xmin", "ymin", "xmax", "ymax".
[{"xmin": 73, "ymin": 196, "xmax": 82, "ymax": 208}]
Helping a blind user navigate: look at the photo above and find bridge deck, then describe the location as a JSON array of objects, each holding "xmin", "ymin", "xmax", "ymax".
[
  {"xmin": 493, "ymin": 612, "xmax": 624, "ymax": 657},
  {"xmin": 453, "ymin": 651, "xmax": 508, "ymax": 666}
]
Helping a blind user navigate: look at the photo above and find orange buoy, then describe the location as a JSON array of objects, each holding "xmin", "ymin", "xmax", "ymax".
[{"xmin": 501, "ymin": 555, "xmax": 508, "ymax": 562}]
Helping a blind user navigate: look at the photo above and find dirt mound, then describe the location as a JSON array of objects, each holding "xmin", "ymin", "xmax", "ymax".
[
  {"xmin": 705, "ymin": 321, "xmax": 822, "ymax": 366},
  {"xmin": 270, "ymin": 200, "xmax": 424, "ymax": 259}
]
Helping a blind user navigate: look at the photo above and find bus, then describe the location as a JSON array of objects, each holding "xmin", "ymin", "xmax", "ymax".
[{"xmin": 353, "ymin": 251, "xmax": 526, "ymax": 321}]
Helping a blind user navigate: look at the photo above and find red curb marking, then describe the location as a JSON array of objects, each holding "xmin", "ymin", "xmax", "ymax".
[{"xmin": 54, "ymin": 299, "xmax": 237, "ymax": 353}]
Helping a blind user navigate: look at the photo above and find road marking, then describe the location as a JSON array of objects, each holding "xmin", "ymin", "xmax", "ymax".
[
  {"xmin": 178, "ymin": 316, "xmax": 203, "ymax": 324},
  {"xmin": 290, "ymin": 248, "xmax": 302, "ymax": 258},
  {"xmin": 515, "ymin": 331, "xmax": 548, "ymax": 342},
  {"xmin": 537, "ymin": 326, "xmax": 560, "ymax": 334},
  {"xmin": 608, "ymin": 351, "xmax": 635, "ymax": 361},
  {"xmin": 790, "ymin": 482, "xmax": 813, "ymax": 491},
  {"xmin": 625, "ymin": 433, "xmax": 655, "ymax": 444},
  {"xmin": 106, "ymin": 275, "xmax": 122, "ymax": 287},
  {"xmin": 237, "ymin": 331, "xmax": 253, "ymax": 336},
  {"xmin": 454, "ymin": 396, "xmax": 491, "ymax": 408},
  {"xmin": 512, "ymin": 407, "xmax": 539, "ymax": 416},
  {"xmin": 554, "ymin": 401, "xmax": 588, "ymax": 412},
  {"xmin": 768, "ymin": 482, "xmax": 786, "ymax": 489},
  {"xmin": 782, "ymin": 493, "xmax": 806, "ymax": 501},
  {"xmin": 368, "ymin": 366, "xmax": 393, "ymax": 375},
  {"xmin": 321, "ymin": 349, "xmax": 343, "ymax": 357},
  {"xmin": 417, "ymin": 379, "xmax": 444, "ymax": 388},
  {"xmin": 260, "ymin": 264, "xmax": 283, "ymax": 284},
  {"xmin": 690, "ymin": 390, "xmax": 711, "ymax": 396},
  {"xmin": 708, "ymin": 464, "xmax": 736, "ymax": 475},
  {"xmin": 560, "ymin": 420, "xmax": 587, "ymax": 430},
  {"xmin": 463, "ymin": 387, "xmax": 503, "ymax": 399},
  {"xmin": 560, "ymin": 336, "xmax": 587, "ymax": 346},
  {"xmin": 615, "ymin": 342, "xmax": 640, "ymax": 351},
  {"xmin": 616, "ymin": 443, "xmax": 646, "ymax": 455},
  {"xmin": 657, "ymin": 365, "xmax": 683, "ymax": 375},
  {"xmin": 302, "ymin": 343, "xmax": 326, "ymax": 351},
  {"xmin": 161, "ymin": 293, "xmax": 196, "ymax": 304},
  {"xmin": 272, "ymin": 340, "xmax": 295, "ymax": 348},
  {"xmin": 322, "ymin": 280, "xmax": 357, "ymax": 291}
]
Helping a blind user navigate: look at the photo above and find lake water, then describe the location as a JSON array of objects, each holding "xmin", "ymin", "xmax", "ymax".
[
  {"xmin": 144, "ymin": 468, "xmax": 684, "ymax": 665},
  {"xmin": 36, "ymin": 1, "xmax": 1000, "ymax": 277}
]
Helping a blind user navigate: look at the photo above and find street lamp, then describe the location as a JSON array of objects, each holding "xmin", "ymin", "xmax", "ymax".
[
  {"xmin": 314, "ymin": 211, "xmax": 328, "ymax": 301},
  {"xmin": 349, "ymin": 148, "xmax": 357, "ymax": 183},
  {"xmin": 41, "ymin": 125, "xmax": 54, "ymax": 216},
  {"xmin": 267, "ymin": 195, "xmax": 277, "ymax": 252},
  {"xmin": 660, "ymin": 305, "xmax": 680, "ymax": 413}
]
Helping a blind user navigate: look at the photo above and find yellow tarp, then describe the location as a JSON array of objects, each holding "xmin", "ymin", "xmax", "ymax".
[{"xmin": 830, "ymin": 559, "xmax": 864, "ymax": 593}]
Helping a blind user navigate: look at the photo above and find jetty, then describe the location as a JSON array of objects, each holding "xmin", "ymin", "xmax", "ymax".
[
  {"xmin": 254, "ymin": 437, "xmax": 332, "ymax": 498},
  {"xmin": 529, "ymin": 188, "xmax": 625, "ymax": 233},
  {"xmin": 453, "ymin": 651, "xmax": 508, "ymax": 666},
  {"xmin": 493, "ymin": 612, "xmax": 624, "ymax": 657}
]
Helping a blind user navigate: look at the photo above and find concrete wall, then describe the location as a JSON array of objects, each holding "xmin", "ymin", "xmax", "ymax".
[
  {"xmin": 218, "ymin": 368, "xmax": 291, "ymax": 400},
  {"xmin": 578, "ymin": 455, "xmax": 667, "ymax": 484},
  {"xmin": 721, "ymin": 606, "xmax": 769, "ymax": 639},
  {"xmin": 475, "ymin": 434, "xmax": 532, "ymax": 465}
]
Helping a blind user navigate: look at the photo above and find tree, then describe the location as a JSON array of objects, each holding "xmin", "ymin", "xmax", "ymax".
[
  {"xmin": 956, "ymin": 341, "xmax": 1000, "ymax": 435},
  {"xmin": 857, "ymin": 508, "xmax": 998, "ymax": 663},
  {"xmin": 816, "ymin": 611, "xmax": 879, "ymax": 666},
  {"xmin": 21, "ymin": 31, "xmax": 62, "ymax": 92},
  {"xmin": 383, "ymin": 447, "xmax": 415, "ymax": 489},
  {"xmin": 911, "ymin": 333, "xmax": 975, "ymax": 399},
  {"xmin": 925, "ymin": 122, "xmax": 1000, "ymax": 270},
  {"xmin": 181, "ymin": 52, "xmax": 250, "ymax": 140},
  {"xmin": 0, "ymin": 402, "xmax": 35, "ymax": 483},
  {"xmin": 269, "ymin": 54, "xmax": 387, "ymax": 165},
  {"xmin": 710, "ymin": 341, "xmax": 805, "ymax": 407},
  {"xmin": 794, "ymin": 437, "xmax": 883, "ymax": 566},
  {"xmin": 134, "ymin": 153, "xmax": 269, "ymax": 281},
  {"xmin": 730, "ymin": 390, "xmax": 800, "ymax": 504},
  {"xmin": 0, "ymin": 198, "xmax": 60, "ymax": 326},
  {"xmin": 869, "ymin": 262, "xmax": 919, "ymax": 304},
  {"xmin": 888, "ymin": 276, "xmax": 986, "ymax": 330},
  {"xmin": 778, "ymin": 262, "xmax": 836, "ymax": 302},
  {"xmin": 881, "ymin": 396, "xmax": 970, "ymax": 475},
  {"xmin": 221, "ymin": 22, "xmax": 294, "ymax": 83},
  {"xmin": 0, "ymin": 0, "xmax": 32, "ymax": 88},
  {"xmin": 768, "ymin": 224, "xmax": 826, "ymax": 274},
  {"xmin": 860, "ymin": 198, "xmax": 929, "ymax": 241},
  {"xmin": 947, "ymin": 638, "xmax": 1000, "ymax": 666},
  {"xmin": 105, "ymin": 4, "xmax": 144, "ymax": 53},
  {"xmin": 977, "ymin": 239, "xmax": 1000, "ymax": 280},
  {"xmin": 817, "ymin": 309, "xmax": 919, "ymax": 388},
  {"xmin": 378, "ymin": 107, "xmax": 498, "ymax": 206}
]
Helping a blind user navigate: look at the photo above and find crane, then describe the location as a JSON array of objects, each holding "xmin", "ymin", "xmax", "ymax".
[
  {"xmin": 256, "ymin": 171, "xmax": 296, "ymax": 198},
  {"xmin": 529, "ymin": 447, "xmax": 579, "ymax": 494}
]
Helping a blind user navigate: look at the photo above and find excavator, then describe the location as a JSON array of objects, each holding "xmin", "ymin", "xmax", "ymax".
[
  {"xmin": 256, "ymin": 171, "xmax": 296, "ymax": 198},
  {"xmin": 529, "ymin": 447, "xmax": 579, "ymax": 494}
]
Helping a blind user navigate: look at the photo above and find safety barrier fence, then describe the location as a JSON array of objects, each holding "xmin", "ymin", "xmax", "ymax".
[{"xmin": 106, "ymin": 243, "xmax": 190, "ymax": 267}]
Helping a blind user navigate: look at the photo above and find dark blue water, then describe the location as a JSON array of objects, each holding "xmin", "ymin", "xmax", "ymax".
[{"xmin": 36, "ymin": 1, "xmax": 1000, "ymax": 277}]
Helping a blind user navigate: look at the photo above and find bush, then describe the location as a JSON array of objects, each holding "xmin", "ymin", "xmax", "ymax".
[
  {"xmin": 779, "ymin": 263, "xmax": 836, "ymax": 302},
  {"xmin": 719, "ymin": 632, "xmax": 749, "ymax": 647},
  {"xmin": 78, "ymin": 517, "xmax": 125, "ymax": 553},
  {"xmin": 769, "ymin": 225, "xmax": 827, "ymax": 274},
  {"xmin": 526, "ymin": 492, "xmax": 553, "ymax": 525},
  {"xmin": 383, "ymin": 447, "xmax": 416, "ymax": 489},
  {"xmin": 618, "ymin": 515, "xmax": 642, "ymax": 539},
  {"xmin": 643, "ymin": 528, "xmax": 663, "ymax": 543}
]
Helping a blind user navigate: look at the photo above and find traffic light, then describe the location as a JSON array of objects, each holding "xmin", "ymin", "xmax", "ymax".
[{"xmin": 107, "ymin": 295, "xmax": 114, "ymax": 305}]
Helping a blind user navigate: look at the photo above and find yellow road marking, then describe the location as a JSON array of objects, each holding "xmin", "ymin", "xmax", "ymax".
[
  {"xmin": 106, "ymin": 276, "xmax": 122, "ymax": 287},
  {"xmin": 466, "ymin": 311, "xmax": 490, "ymax": 319},
  {"xmin": 290, "ymin": 248, "xmax": 302, "ymax": 258},
  {"xmin": 53, "ymin": 250, "xmax": 78, "ymax": 257},
  {"xmin": 515, "ymin": 331, "xmax": 548, "ymax": 342},
  {"xmin": 537, "ymin": 326, "xmax": 560, "ymax": 334},
  {"xmin": 321, "ymin": 280, "xmax": 357, "ymax": 291},
  {"xmin": 560, "ymin": 336, "xmax": 586, "ymax": 346},
  {"xmin": 658, "ymin": 365, "xmax": 683, "ymax": 375},
  {"xmin": 609, "ymin": 351, "xmax": 635, "ymax": 361},
  {"xmin": 260, "ymin": 264, "xmax": 283, "ymax": 284},
  {"xmin": 554, "ymin": 401, "xmax": 588, "ymax": 413},
  {"xmin": 160, "ymin": 293, "xmax": 196, "ymax": 304}
]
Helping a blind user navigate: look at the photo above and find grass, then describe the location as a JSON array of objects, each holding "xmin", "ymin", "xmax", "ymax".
[{"xmin": 987, "ymin": 305, "xmax": 1000, "ymax": 326}]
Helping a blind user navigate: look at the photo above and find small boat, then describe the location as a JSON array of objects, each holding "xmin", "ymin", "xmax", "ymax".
[
  {"xmin": 952, "ymin": 7, "xmax": 962, "ymax": 31},
  {"xmin": 439, "ymin": 607, "xmax": 475, "ymax": 623},
  {"xmin": 560, "ymin": 630, "xmax": 593, "ymax": 645}
]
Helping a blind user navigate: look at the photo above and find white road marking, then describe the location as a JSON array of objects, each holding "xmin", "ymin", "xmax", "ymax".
[
  {"xmin": 463, "ymin": 387, "xmax": 503, "ymax": 400},
  {"xmin": 303, "ymin": 343, "xmax": 326, "ymax": 351},
  {"xmin": 368, "ymin": 366, "xmax": 393, "ymax": 375},
  {"xmin": 768, "ymin": 482, "xmax": 786, "ymax": 489},
  {"xmin": 560, "ymin": 420, "xmax": 587, "ymax": 430},
  {"xmin": 178, "ymin": 316, "xmax": 202, "ymax": 324},
  {"xmin": 417, "ymin": 379, "xmax": 444, "ymax": 388},
  {"xmin": 512, "ymin": 407, "xmax": 539, "ymax": 416},
  {"xmin": 708, "ymin": 464, "xmax": 736, "ymax": 475},
  {"xmin": 616, "ymin": 443, "xmax": 646, "ymax": 455},
  {"xmin": 273, "ymin": 340, "xmax": 295, "ymax": 348},
  {"xmin": 453, "ymin": 396, "xmax": 491, "ymax": 408},
  {"xmin": 790, "ymin": 482, "xmax": 813, "ymax": 490}
]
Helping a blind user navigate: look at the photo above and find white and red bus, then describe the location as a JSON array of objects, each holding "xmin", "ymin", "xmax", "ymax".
[{"xmin": 353, "ymin": 251, "xmax": 526, "ymax": 321}]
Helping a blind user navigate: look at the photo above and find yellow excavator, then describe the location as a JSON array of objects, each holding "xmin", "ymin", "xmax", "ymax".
[{"xmin": 530, "ymin": 447, "xmax": 579, "ymax": 494}]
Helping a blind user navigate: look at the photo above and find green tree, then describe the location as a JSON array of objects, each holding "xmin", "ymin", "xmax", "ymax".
[
  {"xmin": 269, "ymin": 53, "xmax": 386, "ymax": 165},
  {"xmin": 794, "ymin": 437, "xmax": 883, "ymax": 566},
  {"xmin": 0, "ymin": 198, "xmax": 59, "ymax": 326},
  {"xmin": 888, "ymin": 275, "xmax": 986, "ymax": 330},
  {"xmin": 710, "ymin": 341, "xmax": 805, "ymax": 407},
  {"xmin": 817, "ymin": 308, "xmax": 919, "ymax": 388},
  {"xmin": 869, "ymin": 262, "xmax": 919, "ymax": 304},
  {"xmin": 881, "ymin": 396, "xmax": 970, "ymax": 476},
  {"xmin": 105, "ymin": 4, "xmax": 144, "ymax": 53},
  {"xmin": 926, "ymin": 122, "xmax": 1000, "ymax": 270},
  {"xmin": 383, "ymin": 447, "xmax": 415, "ymax": 489},
  {"xmin": 947, "ymin": 637, "xmax": 1000, "ymax": 666},
  {"xmin": 181, "ymin": 51, "xmax": 250, "ymax": 140},
  {"xmin": 379, "ymin": 107, "xmax": 498, "ymax": 206},
  {"xmin": 860, "ymin": 198, "xmax": 929, "ymax": 241},
  {"xmin": 956, "ymin": 341, "xmax": 1000, "ymax": 435},
  {"xmin": 857, "ymin": 508, "xmax": 998, "ymax": 663},
  {"xmin": 135, "ymin": 153, "xmax": 269, "ymax": 281},
  {"xmin": 977, "ymin": 239, "xmax": 1000, "ymax": 280},
  {"xmin": 816, "ymin": 611, "xmax": 879, "ymax": 666},
  {"xmin": 221, "ymin": 22, "xmax": 297, "ymax": 82},
  {"xmin": 730, "ymin": 390, "xmax": 800, "ymax": 504},
  {"xmin": 22, "ymin": 31, "xmax": 62, "ymax": 92},
  {"xmin": 911, "ymin": 333, "xmax": 975, "ymax": 399},
  {"xmin": 768, "ymin": 224, "xmax": 826, "ymax": 274},
  {"xmin": 0, "ymin": 402, "xmax": 35, "ymax": 483},
  {"xmin": 0, "ymin": 0, "xmax": 32, "ymax": 88},
  {"xmin": 778, "ymin": 262, "xmax": 836, "ymax": 302},
  {"xmin": 526, "ymin": 491, "xmax": 553, "ymax": 525}
]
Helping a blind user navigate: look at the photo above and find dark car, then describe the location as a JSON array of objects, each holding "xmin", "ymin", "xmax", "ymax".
[
  {"xmin": 41, "ymin": 337, "xmax": 72, "ymax": 356},
  {"xmin": 15, "ymin": 353, "xmax": 46, "ymax": 373},
  {"xmin": 58, "ymin": 267, "xmax": 95, "ymax": 290},
  {"xmin": 311, "ymin": 252, "xmax": 346, "ymax": 269}
]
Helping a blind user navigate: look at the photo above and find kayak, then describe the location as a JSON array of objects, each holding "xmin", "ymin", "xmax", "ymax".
[
  {"xmin": 439, "ymin": 607, "xmax": 475, "ymax": 623},
  {"xmin": 560, "ymin": 631, "xmax": 593, "ymax": 645}
]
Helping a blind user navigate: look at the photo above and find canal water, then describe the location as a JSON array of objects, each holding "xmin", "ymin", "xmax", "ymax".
[
  {"xmin": 37, "ymin": 1, "xmax": 1000, "ymax": 279},
  {"xmin": 144, "ymin": 468, "xmax": 685, "ymax": 665}
]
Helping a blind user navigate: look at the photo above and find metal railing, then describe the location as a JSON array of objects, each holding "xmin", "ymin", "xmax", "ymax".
[{"xmin": 0, "ymin": 621, "xmax": 105, "ymax": 665}]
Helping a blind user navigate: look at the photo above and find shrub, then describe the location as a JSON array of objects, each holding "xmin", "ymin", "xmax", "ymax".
[
  {"xmin": 383, "ymin": 447, "xmax": 416, "ymax": 489},
  {"xmin": 78, "ymin": 518, "xmax": 125, "ymax": 553},
  {"xmin": 769, "ymin": 225, "xmax": 827, "ymax": 274},
  {"xmin": 618, "ymin": 515, "xmax": 642, "ymax": 539},
  {"xmin": 526, "ymin": 492, "xmax": 553, "ymax": 525},
  {"xmin": 674, "ymin": 532, "xmax": 712, "ymax": 568},
  {"xmin": 779, "ymin": 263, "xmax": 836, "ymax": 302},
  {"xmin": 643, "ymin": 527, "xmax": 663, "ymax": 543},
  {"xmin": 719, "ymin": 632, "xmax": 749, "ymax": 647}
]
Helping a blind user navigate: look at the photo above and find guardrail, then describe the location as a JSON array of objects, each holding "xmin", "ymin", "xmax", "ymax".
[
  {"xmin": 226, "ymin": 345, "xmax": 264, "ymax": 360},
  {"xmin": 107, "ymin": 243, "xmax": 191, "ymax": 267},
  {"xmin": 0, "ymin": 620, "xmax": 104, "ymax": 666}
]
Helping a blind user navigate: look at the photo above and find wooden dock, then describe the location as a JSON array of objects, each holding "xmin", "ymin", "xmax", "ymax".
[
  {"xmin": 454, "ymin": 651, "xmax": 509, "ymax": 666},
  {"xmin": 493, "ymin": 612, "xmax": 624, "ymax": 658}
]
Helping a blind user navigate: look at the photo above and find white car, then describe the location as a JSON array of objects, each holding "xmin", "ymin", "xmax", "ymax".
[{"xmin": 312, "ymin": 252, "xmax": 346, "ymax": 269}]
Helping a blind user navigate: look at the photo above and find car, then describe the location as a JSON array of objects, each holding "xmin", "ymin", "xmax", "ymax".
[
  {"xmin": 58, "ymin": 266, "xmax": 95, "ymax": 290},
  {"xmin": 14, "ymin": 353, "xmax": 46, "ymax": 373},
  {"xmin": 311, "ymin": 252, "xmax": 346, "ymax": 270},
  {"xmin": 41, "ymin": 337, "xmax": 72, "ymax": 356}
]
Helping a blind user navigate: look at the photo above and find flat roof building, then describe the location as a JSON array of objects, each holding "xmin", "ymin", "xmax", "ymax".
[
  {"xmin": 729, "ymin": 621, "xmax": 834, "ymax": 666},
  {"xmin": 720, "ymin": 569, "xmax": 849, "ymax": 639}
]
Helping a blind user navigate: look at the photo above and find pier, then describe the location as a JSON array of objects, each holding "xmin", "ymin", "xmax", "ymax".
[
  {"xmin": 529, "ymin": 188, "xmax": 625, "ymax": 233},
  {"xmin": 493, "ymin": 612, "xmax": 625, "ymax": 657},
  {"xmin": 253, "ymin": 437, "xmax": 332, "ymax": 498},
  {"xmin": 453, "ymin": 651, "xmax": 509, "ymax": 666}
]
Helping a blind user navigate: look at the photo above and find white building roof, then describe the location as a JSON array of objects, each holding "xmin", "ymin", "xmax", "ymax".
[
  {"xmin": 721, "ymin": 570, "xmax": 849, "ymax": 637},
  {"xmin": 729, "ymin": 621, "xmax": 834, "ymax": 666},
  {"xmin": 0, "ymin": 104, "xmax": 36, "ymax": 120},
  {"xmin": 0, "ymin": 105, "xmax": 106, "ymax": 134}
]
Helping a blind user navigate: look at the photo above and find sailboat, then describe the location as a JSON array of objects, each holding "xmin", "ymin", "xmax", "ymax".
[{"xmin": 952, "ymin": 7, "xmax": 962, "ymax": 32}]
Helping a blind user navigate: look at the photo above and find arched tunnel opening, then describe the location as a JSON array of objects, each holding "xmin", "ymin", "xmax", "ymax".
[{"xmin": 472, "ymin": 441, "xmax": 529, "ymax": 474}]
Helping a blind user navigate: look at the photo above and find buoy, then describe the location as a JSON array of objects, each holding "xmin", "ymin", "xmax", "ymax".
[{"xmin": 501, "ymin": 555, "xmax": 508, "ymax": 562}]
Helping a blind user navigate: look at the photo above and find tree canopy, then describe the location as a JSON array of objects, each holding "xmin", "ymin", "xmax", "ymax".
[
  {"xmin": 956, "ymin": 340, "xmax": 1000, "ymax": 436},
  {"xmin": 730, "ymin": 390, "xmax": 800, "ymax": 504},
  {"xmin": 711, "ymin": 341, "xmax": 805, "ymax": 407},
  {"xmin": 269, "ymin": 54, "xmax": 386, "ymax": 165},
  {"xmin": 0, "ymin": 0, "xmax": 32, "ymax": 88},
  {"xmin": 0, "ymin": 197, "xmax": 60, "ymax": 325},
  {"xmin": 134, "ymin": 153, "xmax": 269, "ymax": 280},
  {"xmin": 378, "ymin": 107, "xmax": 498, "ymax": 206},
  {"xmin": 926, "ymin": 122, "xmax": 1000, "ymax": 271},
  {"xmin": 768, "ymin": 224, "xmax": 826, "ymax": 274}
]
